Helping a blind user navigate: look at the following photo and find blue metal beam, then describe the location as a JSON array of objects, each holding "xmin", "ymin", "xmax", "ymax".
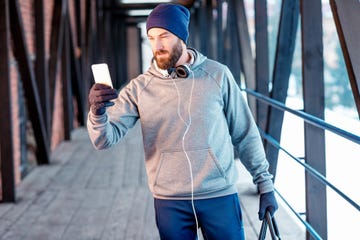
[{"xmin": 301, "ymin": 0, "xmax": 327, "ymax": 239}]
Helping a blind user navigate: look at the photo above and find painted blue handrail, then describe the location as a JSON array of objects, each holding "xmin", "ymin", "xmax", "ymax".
[
  {"xmin": 259, "ymin": 128, "xmax": 360, "ymax": 212},
  {"xmin": 274, "ymin": 189, "xmax": 322, "ymax": 240},
  {"xmin": 242, "ymin": 88, "xmax": 360, "ymax": 144}
]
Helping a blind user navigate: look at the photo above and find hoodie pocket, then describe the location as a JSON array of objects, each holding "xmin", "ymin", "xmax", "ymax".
[{"xmin": 154, "ymin": 148, "xmax": 229, "ymax": 197}]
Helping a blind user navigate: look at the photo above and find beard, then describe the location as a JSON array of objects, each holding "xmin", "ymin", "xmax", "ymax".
[{"xmin": 154, "ymin": 39, "xmax": 183, "ymax": 70}]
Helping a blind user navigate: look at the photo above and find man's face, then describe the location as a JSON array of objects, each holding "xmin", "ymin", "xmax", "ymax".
[{"xmin": 147, "ymin": 28, "xmax": 183, "ymax": 70}]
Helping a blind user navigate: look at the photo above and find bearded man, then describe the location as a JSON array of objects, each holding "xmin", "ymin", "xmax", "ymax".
[{"xmin": 87, "ymin": 3, "xmax": 278, "ymax": 240}]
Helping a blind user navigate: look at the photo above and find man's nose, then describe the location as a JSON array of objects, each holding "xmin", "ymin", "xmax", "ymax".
[{"xmin": 154, "ymin": 39, "xmax": 163, "ymax": 51}]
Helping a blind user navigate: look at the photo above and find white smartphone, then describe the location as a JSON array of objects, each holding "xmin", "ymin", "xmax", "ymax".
[{"xmin": 91, "ymin": 63, "xmax": 113, "ymax": 88}]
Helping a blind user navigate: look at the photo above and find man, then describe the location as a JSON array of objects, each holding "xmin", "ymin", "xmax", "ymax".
[{"xmin": 88, "ymin": 3, "xmax": 278, "ymax": 240}]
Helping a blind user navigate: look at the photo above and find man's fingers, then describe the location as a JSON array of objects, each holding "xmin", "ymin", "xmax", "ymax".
[
  {"xmin": 93, "ymin": 83, "xmax": 112, "ymax": 90},
  {"xmin": 96, "ymin": 91, "xmax": 117, "ymax": 102}
]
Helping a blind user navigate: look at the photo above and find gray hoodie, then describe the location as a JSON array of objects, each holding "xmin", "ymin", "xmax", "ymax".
[{"xmin": 87, "ymin": 48, "xmax": 273, "ymax": 200}]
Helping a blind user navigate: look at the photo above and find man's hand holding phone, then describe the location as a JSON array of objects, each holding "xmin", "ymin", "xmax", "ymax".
[
  {"xmin": 89, "ymin": 64, "xmax": 117, "ymax": 115},
  {"xmin": 88, "ymin": 83, "xmax": 118, "ymax": 115}
]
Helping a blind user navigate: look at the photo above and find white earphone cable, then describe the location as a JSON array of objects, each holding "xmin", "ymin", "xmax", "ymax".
[{"xmin": 171, "ymin": 70, "xmax": 199, "ymax": 237}]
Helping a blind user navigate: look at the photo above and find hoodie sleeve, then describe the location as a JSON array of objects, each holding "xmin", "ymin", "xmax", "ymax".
[
  {"xmin": 87, "ymin": 81, "xmax": 140, "ymax": 150},
  {"xmin": 221, "ymin": 67, "xmax": 274, "ymax": 194}
]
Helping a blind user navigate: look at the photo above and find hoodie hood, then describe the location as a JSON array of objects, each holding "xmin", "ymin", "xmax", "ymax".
[{"xmin": 146, "ymin": 48, "xmax": 207, "ymax": 79}]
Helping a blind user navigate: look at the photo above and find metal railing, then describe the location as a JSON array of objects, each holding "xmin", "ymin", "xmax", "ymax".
[{"xmin": 242, "ymin": 88, "xmax": 360, "ymax": 240}]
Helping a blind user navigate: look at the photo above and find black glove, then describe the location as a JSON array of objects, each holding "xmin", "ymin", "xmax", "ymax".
[
  {"xmin": 258, "ymin": 191, "xmax": 278, "ymax": 220},
  {"xmin": 88, "ymin": 83, "xmax": 118, "ymax": 115}
]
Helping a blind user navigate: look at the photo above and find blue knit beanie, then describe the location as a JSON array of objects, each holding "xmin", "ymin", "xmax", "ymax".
[{"xmin": 146, "ymin": 3, "xmax": 190, "ymax": 44}]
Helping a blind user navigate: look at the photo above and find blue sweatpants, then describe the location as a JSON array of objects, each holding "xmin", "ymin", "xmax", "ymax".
[{"xmin": 154, "ymin": 193, "xmax": 245, "ymax": 240}]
